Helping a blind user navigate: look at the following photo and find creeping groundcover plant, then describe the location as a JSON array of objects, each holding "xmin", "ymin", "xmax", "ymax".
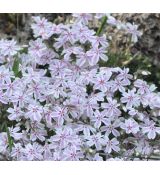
[{"xmin": 0, "ymin": 13, "xmax": 160, "ymax": 161}]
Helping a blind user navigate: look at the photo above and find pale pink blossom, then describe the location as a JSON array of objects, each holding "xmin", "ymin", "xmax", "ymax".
[
  {"xmin": 102, "ymin": 136, "xmax": 120, "ymax": 153},
  {"xmin": 121, "ymin": 119, "xmax": 139, "ymax": 134}
]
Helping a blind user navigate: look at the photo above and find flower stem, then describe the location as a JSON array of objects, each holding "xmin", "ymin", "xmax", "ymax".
[
  {"xmin": 4, "ymin": 122, "xmax": 13, "ymax": 153},
  {"xmin": 96, "ymin": 16, "xmax": 107, "ymax": 36}
]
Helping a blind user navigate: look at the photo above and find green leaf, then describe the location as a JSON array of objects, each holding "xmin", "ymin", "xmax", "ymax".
[
  {"xmin": 12, "ymin": 58, "xmax": 19, "ymax": 76},
  {"xmin": 0, "ymin": 122, "xmax": 5, "ymax": 131},
  {"xmin": 96, "ymin": 16, "xmax": 107, "ymax": 36},
  {"xmin": 12, "ymin": 58, "xmax": 22, "ymax": 78},
  {"xmin": 4, "ymin": 122, "xmax": 13, "ymax": 152}
]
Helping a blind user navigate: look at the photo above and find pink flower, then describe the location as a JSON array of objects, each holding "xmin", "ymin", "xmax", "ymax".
[
  {"xmin": 102, "ymin": 136, "xmax": 120, "ymax": 153},
  {"xmin": 93, "ymin": 72, "xmax": 112, "ymax": 92},
  {"xmin": 50, "ymin": 23, "xmax": 62, "ymax": 35},
  {"xmin": 121, "ymin": 88, "xmax": 140, "ymax": 109},
  {"xmin": 22, "ymin": 67, "xmax": 46, "ymax": 83},
  {"xmin": 9, "ymin": 126, "xmax": 23, "ymax": 140},
  {"xmin": 73, "ymin": 23, "xmax": 94, "ymax": 43},
  {"xmin": 52, "ymin": 106, "xmax": 67, "ymax": 125},
  {"xmin": 121, "ymin": 119, "xmax": 139, "ymax": 134},
  {"xmin": 90, "ymin": 92, "xmax": 105, "ymax": 103},
  {"xmin": 62, "ymin": 46, "xmax": 82, "ymax": 61},
  {"xmin": 61, "ymin": 28, "xmax": 76, "ymax": 44},
  {"xmin": 87, "ymin": 46, "xmax": 108, "ymax": 66},
  {"xmin": 107, "ymin": 16, "xmax": 118, "ymax": 26},
  {"xmin": 90, "ymin": 35, "xmax": 109, "ymax": 48},
  {"xmin": 117, "ymin": 68, "xmax": 133, "ymax": 85},
  {"xmin": 101, "ymin": 98, "xmax": 121, "ymax": 117},
  {"xmin": 126, "ymin": 22, "xmax": 142, "ymax": 43},
  {"xmin": 0, "ymin": 65, "xmax": 14, "ymax": 84},
  {"xmin": 49, "ymin": 59, "xmax": 69, "ymax": 77},
  {"xmin": 26, "ymin": 104, "xmax": 43, "ymax": 121},
  {"xmin": 24, "ymin": 143, "xmax": 43, "ymax": 160},
  {"xmin": 95, "ymin": 13, "xmax": 107, "ymax": 19},
  {"xmin": 11, "ymin": 143, "xmax": 23, "ymax": 160},
  {"xmin": 134, "ymin": 79, "xmax": 150, "ymax": 94},
  {"xmin": 29, "ymin": 38, "xmax": 47, "ymax": 58},
  {"xmin": 91, "ymin": 110, "xmax": 107, "ymax": 128},
  {"xmin": 84, "ymin": 98, "xmax": 99, "ymax": 117},
  {"xmin": 0, "ymin": 90, "xmax": 8, "ymax": 104},
  {"xmin": 31, "ymin": 16, "xmax": 52, "ymax": 39},
  {"xmin": 111, "ymin": 78, "xmax": 126, "ymax": 92},
  {"xmin": 27, "ymin": 81, "xmax": 45, "ymax": 100},
  {"xmin": 7, "ymin": 106, "xmax": 24, "ymax": 121},
  {"xmin": 0, "ymin": 39, "xmax": 21, "ymax": 56},
  {"xmin": 49, "ymin": 128, "xmax": 75, "ymax": 149},
  {"xmin": 30, "ymin": 127, "xmax": 47, "ymax": 142},
  {"xmin": 63, "ymin": 146, "xmax": 84, "ymax": 161},
  {"xmin": 0, "ymin": 13, "xmax": 158, "ymax": 161},
  {"xmin": 73, "ymin": 13, "xmax": 92, "ymax": 25},
  {"xmin": 76, "ymin": 51, "xmax": 92, "ymax": 67},
  {"xmin": 75, "ymin": 124, "xmax": 96, "ymax": 137},
  {"xmin": 93, "ymin": 153, "xmax": 103, "ymax": 161},
  {"xmin": 85, "ymin": 133, "xmax": 104, "ymax": 150},
  {"xmin": 0, "ymin": 132, "xmax": 8, "ymax": 154},
  {"xmin": 39, "ymin": 49, "xmax": 57, "ymax": 65},
  {"xmin": 142, "ymin": 122, "xmax": 160, "ymax": 139},
  {"xmin": 101, "ymin": 119, "xmax": 120, "ymax": 137},
  {"xmin": 10, "ymin": 90, "xmax": 28, "ymax": 108},
  {"xmin": 2, "ymin": 79, "xmax": 18, "ymax": 97},
  {"xmin": 43, "ymin": 106, "xmax": 54, "ymax": 124}
]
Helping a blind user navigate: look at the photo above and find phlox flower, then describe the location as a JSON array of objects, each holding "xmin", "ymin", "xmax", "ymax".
[
  {"xmin": 26, "ymin": 104, "xmax": 43, "ymax": 121},
  {"xmin": 0, "ymin": 133, "xmax": 8, "ymax": 154},
  {"xmin": 91, "ymin": 110, "xmax": 107, "ymax": 128},
  {"xmin": 101, "ymin": 119, "xmax": 120, "ymax": 137},
  {"xmin": 134, "ymin": 79, "xmax": 150, "ymax": 94},
  {"xmin": 121, "ymin": 119, "xmax": 139, "ymax": 134},
  {"xmin": 29, "ymin": 38, "xmax": 47, "ymax": 58},
  {"xmin": 31, "ymin": 16, "xmax": 53, "ymax": 39},
  {"xmin": 93, "ymin": 72, "xmax": 112, "ymax": 92},
  {"xmin": 102, "ymin": 135, "xmax": 120, "ymax": 153},
  {"xmin": 72, "ymin": 13, "xmax": 92, "ymax": 25},
  {"xmin": 142, "ymin": 121, "xmax": 160, "ymax": 139},
  {"xmin": 7, "ymin": 106, "xmax": 24, "ymax": 121},
  {"xmin": 126, "ymin": 22, "xmax": 142, "ymax": 43},
  {"xmin": 121, "ymin": 88, "xmax": 140, "ymax": 109},
  {"xmin": 11, "ymin": 143, "xmax": 23, "ymax": 160},
  {"xmin": 101, "ymin": 98, "xmax": 121, "ymax": 118},
  {"xmin": 63, "ymin": 146, "xmax": 84, "ymax": 161},
  {"xmin": 87, "ymin": 46, "xmax": 108, "ymax": 66},
  {"xmin": 85, "ymin": 133, "xmax": 104, "ymax": 150},
  {"xmin": 23, "ymin": 143, "xmax": 43, "ymax": 160},
  {"xmin": 0, "ymin": 13, "xmax": 159, "ymax": 161},
  {"xmin": 0, "ymin": 39, "xmax": 21, "ymax": 56}
]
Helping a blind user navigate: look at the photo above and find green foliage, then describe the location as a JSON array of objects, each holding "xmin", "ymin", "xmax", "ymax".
[
  {"xmin": 96, "ymin": 16, "xmax": 107, "ymax": 36},
  {"xmin": 5, "ymin": 122, "xmax": 13, "ymax": 152},
  {"xmin": 12, "ymin": 57, "xmax": 22, "ymax": 78}
]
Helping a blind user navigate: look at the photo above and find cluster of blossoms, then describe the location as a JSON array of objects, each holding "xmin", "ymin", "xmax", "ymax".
[{"xmin": 0, "ymin": 13, "xmax": 159, "ymax": 161}]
